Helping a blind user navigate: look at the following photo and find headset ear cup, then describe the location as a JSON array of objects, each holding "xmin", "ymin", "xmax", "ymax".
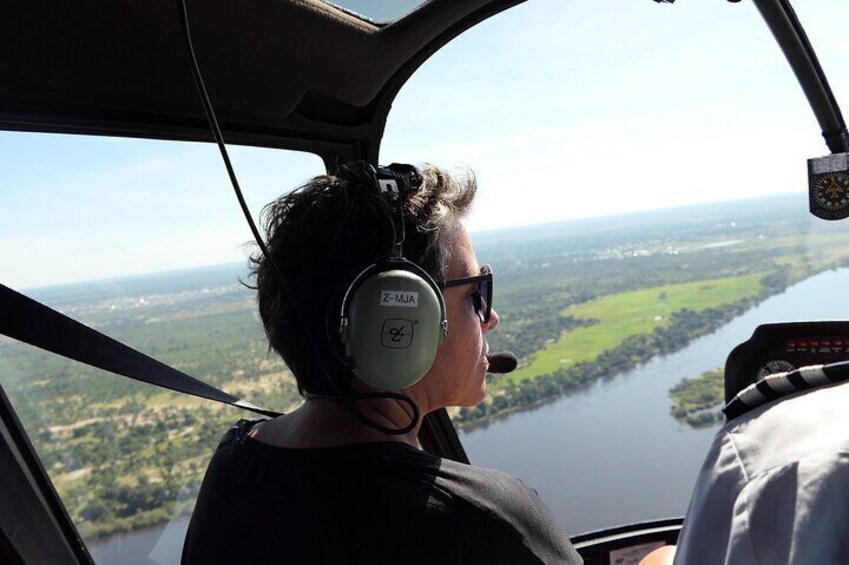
[{"xmin": 342, "ymin": 267, "xmax": 444, "ymax": 389}]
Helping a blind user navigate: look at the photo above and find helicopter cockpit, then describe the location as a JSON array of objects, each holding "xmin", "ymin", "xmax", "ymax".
[{"xmin": 2, "ymin": 1, "xmax": 848, "ymax": 563}]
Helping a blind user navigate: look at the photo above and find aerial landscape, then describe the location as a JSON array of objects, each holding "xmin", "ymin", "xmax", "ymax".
[{"xmin": 3, "ymin": 192, "xmax": 849, "ymax": 542}]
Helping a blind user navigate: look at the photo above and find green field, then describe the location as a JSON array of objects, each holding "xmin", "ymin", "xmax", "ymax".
[{"xmin": 499, "ymin": 273, "xmax": 764, "ymax": 385}]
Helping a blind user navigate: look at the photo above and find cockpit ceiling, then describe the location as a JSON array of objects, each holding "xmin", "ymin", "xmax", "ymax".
[
  {"xmin": 0, "ymin": 0, "xmax": 521, "ymax": 156},
  {"xmin": 323, "ymin": 0, "xmax": 428, "ymax": 24}
]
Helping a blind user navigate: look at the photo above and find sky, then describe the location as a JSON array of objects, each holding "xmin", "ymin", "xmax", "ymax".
[{"xmin": 2, "ymin": 0, "xmax": 848, "ymax": 289}]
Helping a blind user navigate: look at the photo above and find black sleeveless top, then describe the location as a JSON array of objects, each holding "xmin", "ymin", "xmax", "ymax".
[{"xmin": 182, "ymin": 420, "xmax": 581, "ymax": 564}]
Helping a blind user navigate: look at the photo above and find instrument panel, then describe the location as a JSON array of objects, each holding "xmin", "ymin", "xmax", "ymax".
[{"xmin": 724, "ymin": 321, "xmax": 849, "ymax": 402}]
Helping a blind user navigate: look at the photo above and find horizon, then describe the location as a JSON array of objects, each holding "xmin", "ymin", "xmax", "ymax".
[{"xmin": 19, "ymin": 191, "xmax": 807, "ymax": 292}]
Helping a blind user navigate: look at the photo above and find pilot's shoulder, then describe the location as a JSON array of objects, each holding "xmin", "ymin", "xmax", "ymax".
[{"xmin": 721, "ymin": 374, "xmax": 849, "ymax": 479}]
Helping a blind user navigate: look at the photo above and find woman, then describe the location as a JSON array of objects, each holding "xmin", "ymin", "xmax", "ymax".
[{"xmin": 182, "ymin": 162, "xmax": 581, "ymax": 564}]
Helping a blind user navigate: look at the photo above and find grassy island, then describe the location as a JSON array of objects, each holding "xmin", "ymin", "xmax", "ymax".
[{"xmin": 669, "ymin": 369, "xmax": 725, "ymax": 428}]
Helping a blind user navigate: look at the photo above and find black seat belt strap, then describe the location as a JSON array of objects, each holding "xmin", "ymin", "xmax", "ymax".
[{"xmin": 0, "ymin": 284, "xmax": 281, "ymax": 419}]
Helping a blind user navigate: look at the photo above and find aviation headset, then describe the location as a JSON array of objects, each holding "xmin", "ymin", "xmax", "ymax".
[{"xmin": 335, "ymin": 164, "xmax": 448, "ymax": 391}]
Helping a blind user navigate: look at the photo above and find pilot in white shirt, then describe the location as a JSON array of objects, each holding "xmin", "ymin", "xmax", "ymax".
[{"xmin": 673, "ymin": 362, "xmax": 849, "ymax": 564}]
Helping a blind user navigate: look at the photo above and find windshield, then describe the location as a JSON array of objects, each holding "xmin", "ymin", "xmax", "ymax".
[
  {"xmin": 2, "ymin": 1, "xmax": 849, "ymax": 562},
  {"xmin": 0, "ymin": 137, "xmax": 320, "ymax": 562},
  {"xmin": 381, "ymin": 0, "xmax": 849, "ymax": 534},
  {"xmin": 322, "ymin": 0, "xmax": 425, "ymax": 23}
]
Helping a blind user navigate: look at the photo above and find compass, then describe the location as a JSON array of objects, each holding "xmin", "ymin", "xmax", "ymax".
[
  {"xmin": 812, "ymin": 172, "xmax": 849, "ymax": 216},
  {"xmin": 756, "ymin": 359, "xmax": 796, "ymax": 379},
  {"xmin": 809, "ymin": 153, "xmax": 849, "ymax": 220}
]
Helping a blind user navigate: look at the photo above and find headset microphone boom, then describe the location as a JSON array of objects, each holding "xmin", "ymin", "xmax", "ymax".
[{"xmin": 486, "ymin": 352, "xmax": 518, "ymax": 374}]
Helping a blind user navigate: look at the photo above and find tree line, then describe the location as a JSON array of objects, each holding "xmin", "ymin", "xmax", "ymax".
[{"xmin": 455, "ymin": 268, "xmax": 808, "ymax": 428}]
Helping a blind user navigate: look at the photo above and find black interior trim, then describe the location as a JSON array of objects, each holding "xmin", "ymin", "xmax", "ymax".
[
  {"xmin": 0, "ymin": 383, "xmax": 93, "ymax": 564},
  {"xmin": 753, "ymin": 0, "xmax": 849, "ymax": 153},
  {"xmin": 419, "ymin": 408, "xmax": 470, "ymax": 464},
  {"xmin": 0, "ymin": 0, "xmax": 504, "ymax": 156},
  {"xmin": 0, "ymin": 524, "xmax": 25, "ymax": 565},
  {"xmin": 572, "ymin": 518, "xmax": 682, "ymax": 565}
]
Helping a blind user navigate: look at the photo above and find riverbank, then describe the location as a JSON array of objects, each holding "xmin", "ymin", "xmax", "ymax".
[
  {"xmin": 462, "ymin": 268, "xmax": 849, "ymax": 534},
  {"xmin": 454, "ymin": 265, "xmax": 818, "ymax": 429}
]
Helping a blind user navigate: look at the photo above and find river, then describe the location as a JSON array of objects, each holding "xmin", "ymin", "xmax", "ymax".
[{"xmin": 89, "ymin": 268, "xmax": 849, "ymax": 563}]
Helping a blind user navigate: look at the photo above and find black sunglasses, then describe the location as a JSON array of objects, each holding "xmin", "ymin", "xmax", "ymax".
[{"xmin": 437, "ymin": 264, "xmax": 493, "ymax": 324}]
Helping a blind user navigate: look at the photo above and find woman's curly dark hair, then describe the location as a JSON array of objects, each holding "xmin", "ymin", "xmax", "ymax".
[{"xmin": 249, "ymin": 162, "xmax": 477, "ymax": 395}]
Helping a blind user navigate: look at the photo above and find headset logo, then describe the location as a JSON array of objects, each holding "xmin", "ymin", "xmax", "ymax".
[{"xmin": 381, "ymin": 319, "xmax": 414, "ymax": 349}]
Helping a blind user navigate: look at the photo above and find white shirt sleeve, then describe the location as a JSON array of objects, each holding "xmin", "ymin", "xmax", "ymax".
[
  {"xmin": 729, "ymin": 451, "xmax": 849, "ymax": 564},
  {"xmin": 673, "ymin": 429, "xmax": 746, "ymax": 565},
  {"xmin": 675, "ymin": 436, "xmax": 849, "ymax": 564}
]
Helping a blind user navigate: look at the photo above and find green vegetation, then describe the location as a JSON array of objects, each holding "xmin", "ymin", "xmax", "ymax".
[
  {"xmin": 669, "ymin": 369, "xmax": 726, "ymax": 428},
  {"xmin": 455, "ymin": 297, "xmax": 761, "ymax": 426},
  {"xmin": 503, "ymin": 274, "xmax": 763, "ymax": 384},
  {"xmin": 454, "ymin": 263, "xmax": 827, "ymax": 428},
  {"xmin": 453, "ymin": 194, "xmax": 849, "ymax": 428},
  {"xmin": 5, "ymin": 193, "xmax": 849, "ymax": 540},
  {"xmin": 2, "ymin": 287, "xmax": 302, "ymax": 540}
]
